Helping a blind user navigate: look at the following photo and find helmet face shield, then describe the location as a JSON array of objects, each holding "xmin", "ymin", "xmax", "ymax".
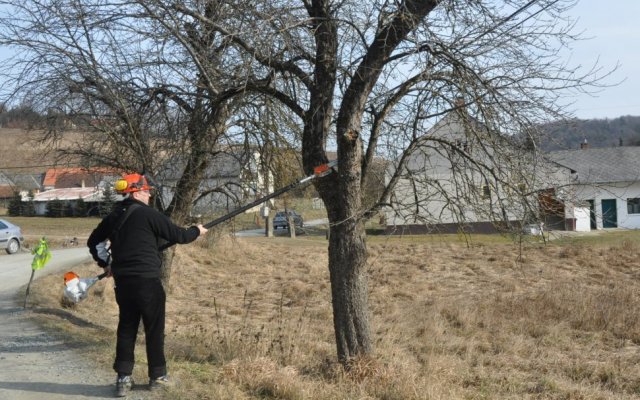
[{"xmin": 114, "ymin": 173, "xmax": 155, "ymax": 193}]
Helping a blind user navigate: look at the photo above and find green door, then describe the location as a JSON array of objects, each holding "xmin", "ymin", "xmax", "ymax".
[
  {"xmin": 587, "ymin": 200, "xmax": 596, "ymax": 229},
  {"xmin": 601, "ymin": 199, "xmax": 617, "ymax": 228}
]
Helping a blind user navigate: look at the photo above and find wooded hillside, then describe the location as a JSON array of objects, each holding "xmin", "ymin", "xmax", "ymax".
[
  {"xmin": 2, "ymin": 115, "xmax": 640, "ymax": 172},
  {"xmin": 541, "ymin": 115, "xmax": 640, "ymax": 151}
]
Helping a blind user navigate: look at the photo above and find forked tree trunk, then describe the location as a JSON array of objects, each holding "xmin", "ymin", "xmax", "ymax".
[
  {"xmin": 327, "ymin": 218, "xmax": 371, "ymax": 362},
  {"xmin": 159, "ymin": 155, "xmax": 206, "ymax": 291},
  {"xmin": 315, "ymin": 0, "xmax": 436, "ymax": 363}
]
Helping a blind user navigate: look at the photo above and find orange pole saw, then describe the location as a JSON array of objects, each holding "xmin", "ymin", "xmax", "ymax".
[
  {"xmin": 201, "ymin": 160, "xmax": 337, "ymax": 229},
  {"xmin": 156, "ymin": 160, "xmax": 337, "ymax": 251}
]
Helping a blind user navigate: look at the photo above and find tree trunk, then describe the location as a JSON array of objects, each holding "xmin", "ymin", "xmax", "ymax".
[
  {"xmin": 287, "ymin": 214, "xmax": 296, "ymax": 238},
  {"xmin": 327, "ymin": 217, "xmax": 371, "ymax": 362},
  {"xmin": 159, "ymin": 155, "xmax": 206, "ymax": 290},
  {"xmin": 322, "ymin": 133, "xmax": 371, "ymax": 362},
  {"xmin": 160, "ymin": 108, "xmax": 228, "ymax": 288},
  {"xmin": 160, "ymin": 247, "xmax": 176, "ymax": 293}
]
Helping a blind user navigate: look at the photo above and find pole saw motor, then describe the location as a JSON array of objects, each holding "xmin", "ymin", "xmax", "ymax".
[{"xmin": 63, "ymin": 271, "xmax": 108, "ymax": 303}]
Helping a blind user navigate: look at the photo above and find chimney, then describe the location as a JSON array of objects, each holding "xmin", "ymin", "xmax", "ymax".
[{"xmin": 580, "ymin": 138, "xmax": 589, "ymax": 150}]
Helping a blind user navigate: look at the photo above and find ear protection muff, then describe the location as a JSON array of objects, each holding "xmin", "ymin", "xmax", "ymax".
[{"xmin": 114, "ymin": 179, "xmax": 129, "ymax": 192}]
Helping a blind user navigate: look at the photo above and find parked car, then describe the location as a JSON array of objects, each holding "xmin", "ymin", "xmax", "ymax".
[
  {"xmin": 273, "ymin": 210, "xmax": 304, "ymax": 230},
  {"xmin": 0, "ymin": 218, "xmax": 24, "ymax": 254}
]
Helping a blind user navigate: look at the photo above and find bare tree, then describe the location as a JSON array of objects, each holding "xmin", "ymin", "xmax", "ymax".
[
  {"xmin": 0, "ymin": 0, "xmax": 609, "ymax": 365},
  {"xmin": 0, "ymin": 0, "xmax": 272, "ymax": 285},
  {"xmin": 182, "ymin": 0, "xmax": 607, "ymax": 363}
]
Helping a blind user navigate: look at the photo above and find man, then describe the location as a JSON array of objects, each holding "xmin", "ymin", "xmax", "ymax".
[{"xmin": 87, "ymin": 173, "xmax": 207, "ymax": 397}]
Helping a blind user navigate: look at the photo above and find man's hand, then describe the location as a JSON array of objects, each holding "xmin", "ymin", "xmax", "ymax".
[
  {"xmin": 104, "ymin": 265, "xmax": 113, "ymax": 277},
  {"xmin": 196, "ymin": 224, "xmax": 208, "ymax": 236}
]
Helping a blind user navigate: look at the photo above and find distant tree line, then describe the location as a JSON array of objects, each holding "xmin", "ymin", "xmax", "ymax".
[
  {"xmin": 541, "ymin": 115, "xmax": 640, "ymax": 151},
  {"xmin": 0, "ymin": 103, "xmax": 45, "ymax": 129},
  {"xmin": 7, "ymin": 191, "xmax": 36, "ymax": 216},
  {"xmin": 7, "ymin": 187, "xmax": 117, "ymax": 217},
  {"xmin": 6, "ymin": 105, "xmax": 639, "ymax": 153}
]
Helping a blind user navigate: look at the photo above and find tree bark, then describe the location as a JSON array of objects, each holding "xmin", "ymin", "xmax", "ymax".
[
  {"xmin": 160, "ymin": 247, "xmax": 176, "ymax": 293},
  {"xmin": 327, "ymin": 216, "xmax": 371, "ymax": 362}
]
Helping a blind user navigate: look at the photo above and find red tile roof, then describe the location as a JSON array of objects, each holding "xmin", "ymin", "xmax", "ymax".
[
  {"xmin": 0, "ymin": 186, "xmax": 15, "ymax": 198},
  {"xmin": 43, "ymin": 167, "xmax": 119, "ymax": 188}
]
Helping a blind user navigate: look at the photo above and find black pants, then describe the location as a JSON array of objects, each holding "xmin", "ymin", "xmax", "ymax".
[{"xmin": 113, "ymin": 277, "xmax": 166, "ymax": 379}]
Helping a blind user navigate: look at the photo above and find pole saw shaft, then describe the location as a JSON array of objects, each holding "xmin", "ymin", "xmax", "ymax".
[
  {"xmin": 158, "ymin": 161, "xmax": 336, "ymax": 250},
  {"xmin": 204, "ymin": 180, "xmax": 297, "ymax": 229},
  {"xmin": 203, "ymin": 160, "xmax": 336, "ymax": 229}
]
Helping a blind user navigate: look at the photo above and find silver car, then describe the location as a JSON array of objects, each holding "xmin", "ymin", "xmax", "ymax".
[{"xmin": 0, "ymin": 219, "xmax": 24, "ymax": 254}]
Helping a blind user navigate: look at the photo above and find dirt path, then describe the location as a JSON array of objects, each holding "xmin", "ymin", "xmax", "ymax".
[{"xmin": 0, "ymin": 249, "xmax": 152, "ymax": 400}]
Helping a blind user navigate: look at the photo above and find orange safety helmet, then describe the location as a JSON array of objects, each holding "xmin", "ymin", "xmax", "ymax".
[{"xmin": 114, "ymin": 173, "xmax": 154, "ymax": 193}]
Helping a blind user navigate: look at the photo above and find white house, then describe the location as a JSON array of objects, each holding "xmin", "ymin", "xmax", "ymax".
[
  {"xmin": 384, "ymin": 104, "xmax": 640, "ymax": 234},
  {"xmin": 547, "ymin": 145, "xmax": 640, "ymax": 230},
  {"xmin": 29, "ymin": 187, "xmax": 116, "ymax": 216},
  {"xmin": 384, "ymin": 110, "xmax": 571, "ymax": 234},
  {"xmin": 26, "ymin": 167, "xmax": 122, "ymax": 216}
]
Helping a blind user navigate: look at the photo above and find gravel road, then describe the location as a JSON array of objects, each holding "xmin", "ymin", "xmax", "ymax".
[{"xmin": 0, "ymin": 248, "xmax": 151, "ymax": 399}]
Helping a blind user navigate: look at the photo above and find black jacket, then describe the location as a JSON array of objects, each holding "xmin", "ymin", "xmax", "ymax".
[{"xmin": 87, "ymin": 198, "xmax": 200, "ymax": 280}]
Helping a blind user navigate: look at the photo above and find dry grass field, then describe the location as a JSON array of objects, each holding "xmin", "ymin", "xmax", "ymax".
[
  {"xmin": 0, "ymin": 128, "xmax": 84, "ymax": 171},
  {"xmin": 4, "ymin": 216, "xmax": 100, "ymax": 248},
  {"xmin": 22, "ymin": 228, "xmax": 640, "ymax": 399}
]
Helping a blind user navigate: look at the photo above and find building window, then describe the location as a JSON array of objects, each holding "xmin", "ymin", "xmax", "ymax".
[
  {"xmin": 453, "ymin": 139, "xmax": 470, "ymax": 153},
  {"xmin": 517, "ymin": 182, "xmax": 527, "ymax": 193},
  {"xmin": 627, "ymin": 198, "xmax": 640, "ymax": 214},
  {"xmin": 481, "ymin": 184, "xmax": 491, "ymax": 199}
]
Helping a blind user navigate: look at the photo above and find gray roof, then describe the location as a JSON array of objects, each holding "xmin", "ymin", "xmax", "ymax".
[
  {"xmin": 2, "ymin": 172, "xmax": 43, "ymax": 190},
  {"xmin": 158, "ymin": 151, "xmax": 249, "ymax": 182},
  {"xmin": 0, "ymin": 171, "xmax": 12, "ymax": 186},
  {"xmin": 547, "ymin": 147, "xmax": 640, "ymax": 184}
]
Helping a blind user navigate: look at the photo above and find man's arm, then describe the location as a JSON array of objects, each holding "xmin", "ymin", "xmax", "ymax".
[
  {"xmin": 87, "ymin": 219, "xmax": 111, "ymax": 268},
  {"xmin": 152, "ymin": 211, "xmax": 207, "ymax": 247}
]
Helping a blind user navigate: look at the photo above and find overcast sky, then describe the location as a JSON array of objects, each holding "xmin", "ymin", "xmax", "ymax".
[
  {"xmin": 560, "ymin": 0, "xmax": 640, "ymax": 119},
  {"xmin": 0, "ymin": 1, "xmax": 636, "ymax": 121}
]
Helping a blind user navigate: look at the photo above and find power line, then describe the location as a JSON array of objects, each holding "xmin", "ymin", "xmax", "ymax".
[
  {"xmin": 473, "ymin": 0, "xmax": 558, "ymax": 43},
  {"xmin": 0, "ymin": 163, "xmax": 82, "ymax": 170}
]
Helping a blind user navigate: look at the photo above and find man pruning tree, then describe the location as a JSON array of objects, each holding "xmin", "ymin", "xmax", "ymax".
[{"xmin": 87, "ymin": 173, "xmax": 207, "ymax": 397}]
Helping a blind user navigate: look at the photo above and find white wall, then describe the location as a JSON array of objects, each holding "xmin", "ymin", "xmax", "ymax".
[
  {"xmin": 385, "ymin": 112, "xmax": 571, "ymax": 228},
  {"xmin": 34, "ymin": 202, "xmax": 46, "ymax": 216},
  {"xmin": 574, "ymin": 206, "xmax": 591, "ymax": 232},
  {"xmin": 570, "ymin": 181, "xmax": 640, "ymax": 230}
]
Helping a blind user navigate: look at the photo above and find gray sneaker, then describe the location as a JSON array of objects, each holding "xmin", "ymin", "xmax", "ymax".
[
  {"xmin": 148, "ymin": 375, "xmax": 171, "ymax": 391},
  {"xmin": 115, "ymin": 375, "xmax": 133, "ymax": 397}
]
